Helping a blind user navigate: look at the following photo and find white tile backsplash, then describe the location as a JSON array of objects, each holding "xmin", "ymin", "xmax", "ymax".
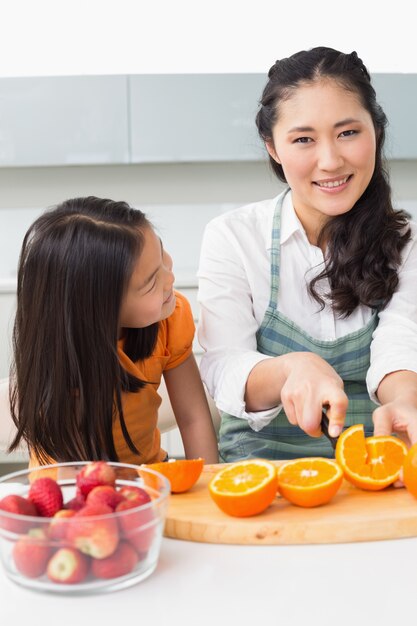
[
  {"xmin": 398, "ymin": 200, "xmax": 417, "ymax": 219},
  {"xmin": 0, "ymin": 207, "xmax": 44, "ymax": 280},
  {"xmin": 0, "ymin": 203, "xmax": 237, "ymax": 284}
]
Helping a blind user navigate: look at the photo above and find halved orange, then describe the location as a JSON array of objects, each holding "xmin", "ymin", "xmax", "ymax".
[
  {"xmin": 335, "ymin": 424, "xmax": 408, "ymax": 491},
  {"xmin": 143, "ymin": 458, "xmax": 204, "ymax": 493},
  {"xmin": 208, "ymin": 460, "xmax": 277, "ymax": 517},
  {"xmin": 277, "ymin": 457, "xmax": 343, "ymax": 507},
  {"xmin": 403, "ymin": 442, "xmax": 417, "ymax": 498}
]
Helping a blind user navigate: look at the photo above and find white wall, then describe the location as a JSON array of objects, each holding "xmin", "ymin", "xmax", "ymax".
[{"xmin": 1, "ymin": 0, "xmax": 416, "ymax": 77}]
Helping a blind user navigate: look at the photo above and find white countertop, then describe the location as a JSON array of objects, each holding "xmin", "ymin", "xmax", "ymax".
[{"xmin": 0, "ymin": 534, "xmax": 413, "ymax": 625}]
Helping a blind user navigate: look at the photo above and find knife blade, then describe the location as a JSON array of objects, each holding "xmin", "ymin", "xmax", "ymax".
[{"xmin": 320, "ymin": 412, "xmax": 339, "ymax": 451}]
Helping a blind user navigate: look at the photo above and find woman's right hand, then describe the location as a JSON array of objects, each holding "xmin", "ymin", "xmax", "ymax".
[
  {"xmin": 278, "ymin": 352, "xmax": 348, "ymax": 438},
  {"xmin": 245, "ymin": 351, "xmax": 348, "ymax": 438}
]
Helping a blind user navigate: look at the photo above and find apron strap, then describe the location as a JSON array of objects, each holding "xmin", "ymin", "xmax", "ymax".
[{"xmin": 268, "ymin": 192, "xmax": 287, "ymax": 309}]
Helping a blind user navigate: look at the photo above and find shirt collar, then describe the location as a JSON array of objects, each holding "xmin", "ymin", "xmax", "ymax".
[{"xmin": 280, "ymin": 189, "xmax": 307, "ymax": 245}]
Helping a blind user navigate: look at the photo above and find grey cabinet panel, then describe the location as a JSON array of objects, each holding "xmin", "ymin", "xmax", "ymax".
[
  {"xmin": 0, "ymin": 76, "xmax": 129, "ymax": 166},
  {"xmin": 371, "ymin": 74, "xmax": 417, "ymax": 159},
  {"xmin": 129, "ymin": 74, "xmax": 266, "ymax": 162},
  {"xmin": 0, "ymin": 73, "xmax": 415, "ymax": 167}
]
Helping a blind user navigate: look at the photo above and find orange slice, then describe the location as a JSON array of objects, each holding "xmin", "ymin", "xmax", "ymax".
[
  {"xmin": 335, "ymin": 424, "xmax": 407, "ymax": 491},
  {"xmin": 143, "ymin": 458, "xmax": 204, "ymax": 493},
  {"xmin": 277, "ymin": 457, "xmax": 343, "ymax": 507},
  {"xmin": 403, "ymin": 442, "xmax": 417, "ymax": 498},
  {"xmin": 208, "ymin": 460, "xmax": 277, "ymax": 517}
]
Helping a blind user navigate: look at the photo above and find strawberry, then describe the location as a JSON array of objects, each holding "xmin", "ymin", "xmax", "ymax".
[
  {"xmin": 91, "ymin": 541, "xmax": 138, "ymax": 580},
  {"xmin": 65, "ymin": 493, "xmax": 86, "ymax": 511},
  {"xmin": 28, "ymin": 477, "xmax": 63, "ymax": 517},
  {"xmin": 67, "ymin": 504, "xmax": 119, "ymax": 559},
  {"xmin": 76, "ymin": 461, "xmax": 116, "ymax": 498},
  {"xmin": 115, "ymin": 498, "xmax": 154, "ymax": 554},
  {"xmin": 0, "ymin": 494, "xmax": 38, "ymax": 534},
  {"xmin": 12, "ymin": 528, "xmax": 51, "ymax": 578},
  {"xmin": 86, "ymin": 485, "xmax": 125, "ymax": 511},
  {"xmin": 118, "ymin": 485, "xmax": 151, "ymax": 505},
  {"xmin": 48, "ymin": 508, "xmax": 76, "ymax": 541},
  {"xmin": 47, "ymin": 547, "xmax": 90, "ymax": 584}
]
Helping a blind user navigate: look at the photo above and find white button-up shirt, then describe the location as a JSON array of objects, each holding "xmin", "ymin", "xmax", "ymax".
[{"xmin": 197, "ymin": 190, "xmax": 417, "ymax": 431}]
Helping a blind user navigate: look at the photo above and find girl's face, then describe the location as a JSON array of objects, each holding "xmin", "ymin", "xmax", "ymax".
[
  {"xmin": 266, "ymin": 79, "xmax": 376, "ymax": 242},
  {"xmin": 119, "ymin": 227, "xmax": 176, "ymax": 329}
]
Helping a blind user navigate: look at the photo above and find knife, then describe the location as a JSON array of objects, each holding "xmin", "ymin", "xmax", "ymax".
[{"xmin": 320, "ymin": 411, "xmax": 339, "ymax": 451}]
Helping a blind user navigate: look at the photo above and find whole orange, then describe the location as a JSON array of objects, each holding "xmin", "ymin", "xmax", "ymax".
[{"xmin": 403, "ymin": 443, "xmax": 417, "ymax": 498}]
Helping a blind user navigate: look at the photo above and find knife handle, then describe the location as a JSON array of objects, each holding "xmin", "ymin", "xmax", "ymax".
[{"xmin": 320, "ymin": 412, "xmax": 339, "ymax": 452}]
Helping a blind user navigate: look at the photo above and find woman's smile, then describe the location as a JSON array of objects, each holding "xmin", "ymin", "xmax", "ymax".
[{"xmin": 313, "ymin": 174, "xmax": 353, "ymax": 192}]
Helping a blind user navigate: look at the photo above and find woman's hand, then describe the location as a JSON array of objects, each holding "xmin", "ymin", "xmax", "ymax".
[
  {"xmin": 373, "ymin": 371, "xmax": 417, "ymax": 447},
  {"xmin": 373, "ymin": 400, "xmax": 417, "ymax": 447},
  {"xmin": 245, "ymin": 351, "xmax": 348, "ymax": 438},
  {"xmin": 279, "ymin": 352, "xmax": 348, "ymax": 438}
]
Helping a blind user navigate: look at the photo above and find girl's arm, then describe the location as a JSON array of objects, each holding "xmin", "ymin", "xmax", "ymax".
[
  {"xmin": 164, "ymin": 354, "xmax": 219, "ymax": 464},
  {"xmin": 373, "ymin": 370, "xmax": 417, "ymax": 446}
]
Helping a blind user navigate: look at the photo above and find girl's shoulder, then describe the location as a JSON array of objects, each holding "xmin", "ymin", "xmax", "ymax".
[
  {"xmin": 157, "ymin": 290, "xmax": 195, "ymax": 360},
  {"xmin": 170, "ymin": 290, "xmax": 194, "ymax": 322},
  {"xmin": 160, "ymin": 290, "xmax": 194, "ymax": 334}
]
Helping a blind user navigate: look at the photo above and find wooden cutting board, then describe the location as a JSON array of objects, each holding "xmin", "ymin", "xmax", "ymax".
[{"xmin": 164, "ymin": 462, "xmax": 417, "ymax": 545}]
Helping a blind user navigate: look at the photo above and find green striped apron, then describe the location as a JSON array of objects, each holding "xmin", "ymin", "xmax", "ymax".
[{"xmin": 219, "ymin": 193, "xmax": 379, "ymax": 462}]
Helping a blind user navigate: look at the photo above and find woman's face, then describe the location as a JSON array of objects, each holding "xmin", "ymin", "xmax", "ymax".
[
  {"xmin": 266, "ymin": 79, "xmax": 377, "ymax": 242},
  {"xmin": 119, "ymin": 227, "xmax": 176, "ymax": 329}
]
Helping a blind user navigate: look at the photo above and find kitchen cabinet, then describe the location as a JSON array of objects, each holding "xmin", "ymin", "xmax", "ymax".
[
  {"xmin": 372, "ymin": 74, "xmax": 417, "ymax": 159},
  {"xmin": 129, "ymin": 74, "xmax": 265, "ymax": 162},
  {"xmin": 0, "ymin": 73, "xmax": 416, "ymax": 166},
  {"xmin": 0, "ymin": 76, "xmax": 129, "ymax": 166}
]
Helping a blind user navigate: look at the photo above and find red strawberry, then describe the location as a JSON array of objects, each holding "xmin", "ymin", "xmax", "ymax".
[
  {"xmin": 86, "ymin": 485, "xmax": 125, "ymax": 511},
  {"xmin": 0, "ymin": 494, "xmax": 38, "ymax": 534},
  {"xmin": 48, "ymin": 509, "xmax": 76, "ymax": 541},
  {"xmin": 47, "ymin": 547, "xmax": 90, "ymax": 584},
  {"xmin": 67, "ymin": 504, "xmax": 119, "ymax": 559},
  {"xmin": 12, "ymin": 528, "xmax": 51, "ymax": 578},
  {"xmin": 28, "ymin": 477, "xmax": 63, "ymax": 517},
  {"xmin": 76, "ymin": 462, "xmax": 116, "ymax": 498},
  {"xmin": 118, "ymin": 485, "xmax": 151, "ymax": 505},
  {"xmin": 65, "ymin": 493, "xmax": 86, "ymax": 512},
  {"xmin": 91, "ymin": 541, "xmax": 138, "ymax": 580},
  {"xmin": 115, "ymin": 498, "xmax": 154, "ymax": 554}
]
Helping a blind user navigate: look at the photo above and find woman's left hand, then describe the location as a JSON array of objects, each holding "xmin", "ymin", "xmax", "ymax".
[
  {"xmin": 373, "ymin": 372, "xmax": 417, "ymax": 447},
  {"xmin": 373, "ymin": 400, "xmax": 417, "ymax": 447}
]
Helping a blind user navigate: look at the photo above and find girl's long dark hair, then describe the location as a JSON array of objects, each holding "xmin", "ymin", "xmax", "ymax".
[
  {"xmin": 256, "ymin": 47, "xmax": 411, "ymax": 316},
  {"xmin": 9, "ymin": 196, "xmax": 159, "ymax": 463}
]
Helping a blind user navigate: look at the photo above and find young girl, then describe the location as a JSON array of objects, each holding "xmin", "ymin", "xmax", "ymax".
[
  {"xmin": 9, "ymin": 196, "xmax": 219, "ymax": 465},
  {"xmin": 197, "ymin": 47, "xmax": 417, "ymax": 461}
]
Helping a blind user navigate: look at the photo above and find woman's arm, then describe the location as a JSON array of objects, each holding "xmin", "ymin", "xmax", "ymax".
[
  {"xmin": 373, "ymin": 370, "xmax": 417, "ymax": 446},
  {"xmin": 245, "ymin": 351, "xmax": 348, "ymax": 438},
  {"xmin": 368, "ymin": 226, "xmax": 417, "ymax": 445},
  {"xmin": 198, "ymin": 210, "xmax": 281, "ymax": 429},
  {"xmin": 164, "ymin": 354, "xmax": 219, "ymax": 464}
]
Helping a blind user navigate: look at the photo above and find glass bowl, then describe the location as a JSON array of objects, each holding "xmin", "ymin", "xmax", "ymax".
[{"xmin": 0, "ymin": 461, "xmax": 170, "ymax": 594}]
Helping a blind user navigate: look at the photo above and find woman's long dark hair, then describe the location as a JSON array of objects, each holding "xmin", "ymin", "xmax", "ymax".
[
  {"xmin": 9, "ymin": 196, "xmax": 159, "ymax": 463},
  {"xmin": 256, "ymin": 46, "xmax": 411, "ymax": 316}
]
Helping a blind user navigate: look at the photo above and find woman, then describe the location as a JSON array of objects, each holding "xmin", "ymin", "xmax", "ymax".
[{"xmin": 197, "ymin": 47, "xmax": 417, "ymax": 461}]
